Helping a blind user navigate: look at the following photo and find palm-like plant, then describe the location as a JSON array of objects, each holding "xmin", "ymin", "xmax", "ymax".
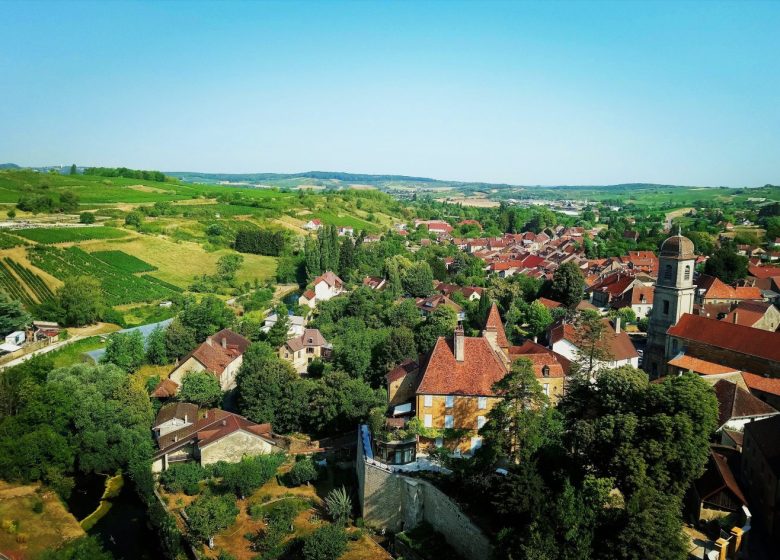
[{"xmin": 325, "ymin": 486, "xmax": 352, "ymax": 525}]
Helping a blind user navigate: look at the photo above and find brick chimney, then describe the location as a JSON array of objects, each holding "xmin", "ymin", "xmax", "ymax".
[
  {"xmin": 454, "ymin": 325, "xmax": 465, "ymax": 362},
  {"xmin": 615, "ymin": 317, "xmax": 621, "ymax": 334},
  {"xmin": 221, "ymin": 336, "xmax": 227, "ymax": 349}
]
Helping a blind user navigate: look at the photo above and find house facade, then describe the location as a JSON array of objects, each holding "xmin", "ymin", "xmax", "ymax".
[
  {"xmin": 279, "ymin": 328, "xmax": 330, "ymax": 373},
  {"xmin": 168, "ymin": 329, "xmax": 250, "ymax": 391},
  {"xmin": 299, "ymin": 271, "xmax": 344, "ymax": 309}
]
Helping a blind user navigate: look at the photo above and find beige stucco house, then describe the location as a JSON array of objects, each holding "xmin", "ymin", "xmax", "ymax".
[{"xmin": 167, "ymin": 329, "xmax": 250, "ymax": 392}]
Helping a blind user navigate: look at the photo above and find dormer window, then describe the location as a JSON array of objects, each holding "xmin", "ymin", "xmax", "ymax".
[{"xmin": 542, "ymin": 365, "xmax": 550, "ymax": 378}]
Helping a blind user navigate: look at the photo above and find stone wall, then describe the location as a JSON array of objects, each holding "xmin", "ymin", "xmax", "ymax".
[
  {"xmin": 198, "ymin": 431, "xmax": 275, "ymax": 465},
  {"xmin": 356, "ymin": 427, "xmax": 493, "ymax": 560}
]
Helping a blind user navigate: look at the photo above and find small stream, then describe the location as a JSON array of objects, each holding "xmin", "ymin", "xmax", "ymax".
[{"xmin": 65, "ymin": 473, "xmax": 164, "ymax": 559}]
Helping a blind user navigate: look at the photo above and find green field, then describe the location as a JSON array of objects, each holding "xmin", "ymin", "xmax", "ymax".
[
  {"xmin": 14, "ymin": 226, "xmax": 129, "ymax": 244},
  {"xmin": 2, "ymin": 258, "xmax": 55, "ymax": 304},
  {"xmin": 0, "ymin": 260, "xmax": 36, "ymax": 307},
  {"xmin": 90, "ymin": 250, "xmax": 157, "ymax": 273},
  {"xmin": 0, "ymin": 231, "xmax": 26, "ymax": 249},
  {"xmin": 28, "ymin": 246, "xmax": 178, "ymax": 305}
]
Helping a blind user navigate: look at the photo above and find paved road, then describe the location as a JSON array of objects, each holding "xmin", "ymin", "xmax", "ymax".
[{"xmin": 0, "ymin": 335, "xmax": 87, "ymax": 370}]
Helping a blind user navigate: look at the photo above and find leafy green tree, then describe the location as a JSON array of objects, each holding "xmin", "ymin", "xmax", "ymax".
[
  {"xmin": 378, "ymin": 326, "xmax": 417, "ymax": 371},
  {"xmin": 215, "ymin": 253, "xmax": 243, "ymax": 284},
  {"xmin": 69, "ymin": 164, "xmax": 77, "ymax": 175},
  {"xmin": 185, "ymin": 494, "xmax": 239, "ymax": 548},
  {"xmin": 386, "ymin": 298, "xmax": 421, "ymax": 329},
  {"xmin": 414, "ymin": 305, "xmax": 457, "ymax": 355},
  {"xmin": 306, "ymin": 371, "xmax": 384, "ymax": 433},
  {"xmin": 480, "ymin": 358, "xmax": 552, "ymax": 464},
  {"xmin": 332, "ymin": 326, "xmax": 386, "ymax": 382},
  {"xmin": 145, "ymin": 326, "xmax": 168, "ymax": 365},
  {"xmin": 124, "ymin": 210, "xmax": 144, "ymax": 228},
  {"xmin": 550, "ymin": 262, "xmax": 585, "ymax": 308},
  {"xmin": 324, "ymin": 486, "xmax": 352, "ymax": 525},
  {"xmin": 6, "ymin": 208, "xmax": 15, "ymax": 219},
  {"xmin": 302, "ymin": 523, "xmax": 348, "ymax": 560},
  {"xmin": 39, "ymin": 536, "xmax": 112, "ymax": 560},
  {"xmin": 164, "ymin": 317, "xmax": 197, "ymax": 360},
  {"xmin": 179, "ymin": 295, "xmax": 234, "ymax": 341},
  {"xmin": 287, "ymin": 456, "xmax": 318, "ymax": 486},
  {"xmin": 401, "ymin": 260, "xmax": 434, "ymax": 297},
  {"xmin": 237, "ymin": 344, "xmax": 310, "ymax": 433},
  {"xmin": 159, "ymin": 462, "xmax": 206, "ymax": 495},
  {"xmin": 703, "ymin": 246, "xmax": 749, "ymax": 284},
  {"xmin": 571, "ymin": 310, "xmax": 613, "ymax": 379},
  {"xmin": 78, "ymin": 211, "xmax": 95, "ymax": 224},
  {"xmin": 0, "ymin": 293, "xmax": 30, "ymax": 336},
  {"xmin": 221, "ymin": 454, "xmax": 284, "ymax": 499},
  {"xmin": 520, "ymin": 300, "xmax": 553, "ymax": 339},
  {"xmin": 265, "ymin": 311, "xmax": 290, "ymax": 348},
  {"xmin": 56, "ymin": 276, "xmax": 104, "ymax": 326},
  {"xmin": 102, "ymin": 330, "xmax": 145, "ymax": 372},
  {"xmin": 304, "ymin": 236, "xmax": 321, "ymax": 279},
  {"xmin": 179, "ymin": 371, "xmax": 223, "ymax": 407},
  {"xmin": 59, "ymin": 191, "xmax": 79, "ymax": 213}
]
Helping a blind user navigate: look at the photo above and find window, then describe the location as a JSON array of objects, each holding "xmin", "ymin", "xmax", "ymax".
[
  {"xmin": 663, "ymin": 300, "xmax": 670, "ymax": 315},
  {"xmin": 664, "ymin": 264, "xmax": 672, "ymax": 281},
  {"xmin": 542, "ymin": 383, "xmax": 549, "ymax": 396},
  {"xmin": 424, "ymin": 395, "xmax": 433, "ymax": 407},
  {"xmin": 672, "ymin": 339, "xmax": 678, "ymax": 354},
  {"xmin": 435, "ymin": 437, "xmax": 444, "ymax": 448},
  {"xmin": 445, "ymin": 395, "xmax": 455, "ymax": 408},
  {"xmin": 477, "ymin": 415, "xmax": 486, "ymax": 429},
  {"xmin": 478, "ymin": 397, "xmax": 487, "ymax": 409},
  {"xmin": 424, "ymin": 414, "xmax": 433, "ymax": 428},
  {"xmin": 445, "ymin": 415, "xmax": 454, "ymax": 429},
  {"xmin": 684, "ymin": 265, "xmax": 691, "ymax": 281}
]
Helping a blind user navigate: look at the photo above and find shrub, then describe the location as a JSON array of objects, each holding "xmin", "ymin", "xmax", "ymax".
[
  {"xmin": 325, "ymin": 487, "xmax": 352, "ymax": 525},
  {"xmin": 221, "ymin": 454, "xmax": 285, "ymax": 498},
  {"xmin": 159, "ymin": 462, "xmax": 206, "ymax": 495},
  {"xmin": 32, "ymin": 499, "xmax": 44, "ymax": 514},
  {"xmin": 79, "ymin": 212, "xmax": 96, "ymax": 224},
  {"xmin": 286, "ymin": 457, "xmax": 318, "ymax": 486},
  {"xmin": 302, "ymin": 523, "xmax": 348, "ymax": 560}
]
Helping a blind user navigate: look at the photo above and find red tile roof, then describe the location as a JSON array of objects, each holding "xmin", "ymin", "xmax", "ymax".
[
  {"xmin": 313, "ymin": 271, "xmax": 343, "ymax": 289},
  {"xmin": 187, "ymin": 329, "xmax": 250, "ymax": 376},
  {"xmin": 537, "ymin": 297, "xmax": 563, "ymax": 309},
  {"xmin": 667, "ymin": 314, "xmax": 780, "ymax": 362},
  {"xmin": 151, "ymin": 378, "xmax": 179, "ymax": 398},
  {"xmin": 417, "ymin": 336, "xmax": 507, "ymax": 396},
  {"xmin": 697, "ymin": 274, "xmax": 763, "ymax": 301},
  {"xmin": 155, "ymin": 408, "xmax": 274, "ymax": 456},
  {"xmin": 550, "ymin": 319, "xmax": 638, "ymax": 362},
  {"xmin": 741, "ymin": 372, "xmax": 780, "ymax": 397},
  {"xmin": 484, "ymin": 303, "xmax": 509, "ymax": 348},
  {"xmin": 508, "ymin": 340, "xmax": 565, "ymax": 379},
  {"xmin": 748, "ymin": 264, "xmax": 780, "ymax": 279},
  {"xmin": 695, "ymin": 450, "xmax": 748, "ymax": 508},
  {"xmin": 722, "ymin": 300, "xmax": 775, "ymax": 327},
  {"xmin": 386, "ymin": 359, "xmax": 419, "ymax": 383},
  {"xmin": 668, "ymin": 354, "xmax": 739, "ymax": 375}
]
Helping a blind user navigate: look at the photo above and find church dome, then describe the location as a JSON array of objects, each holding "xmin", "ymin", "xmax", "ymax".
[{"xmin": 660, "ymin": 232, "xmax": 695, "ymax": 259}]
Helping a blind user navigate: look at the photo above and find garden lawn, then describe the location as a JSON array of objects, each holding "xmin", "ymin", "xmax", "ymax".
[
  {"xmin": 90, "ymin": 250, "xmax": 157, "ymax": 273},
  {"xmin": 49, "ymin": 336, "xmax": 106, "ymax": 369}
]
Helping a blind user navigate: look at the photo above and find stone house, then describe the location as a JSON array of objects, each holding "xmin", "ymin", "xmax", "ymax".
[
  {"xmin": 298, "ymin": 271, "xmax": 344, "ymax": 309},
  {"xmin": 549, "ymin": 318, "xmax": 640, "ymax": 370},
  {"xmin": 722, "ymin": 301, "xmax": 780, "ymax": 332},
  {"xmin": 413, "ymin": 304, "xmax": 567, "ymax": 455},
  {"xmin": 167, "ymin": 329, "xmax": 250, "ymax": 392},
  {"xmin": 665, "ymin": 314, "xmax": 780, "ymax": 378},
  {"xmin": 152, "ymin": 408, "xmax": 282, "ymax": 472},
  {"xmin": 153, "ymin": 402, "xmax": 198, "ymax": 439},
  {"xmin": 279, "ymin": 328, "xmax": 330, "ymax": 373}
]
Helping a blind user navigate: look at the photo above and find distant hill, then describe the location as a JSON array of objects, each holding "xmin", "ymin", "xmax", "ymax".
[{"xmin": 0, "ymin": 163, "xmax": 21, "ymax": 169}]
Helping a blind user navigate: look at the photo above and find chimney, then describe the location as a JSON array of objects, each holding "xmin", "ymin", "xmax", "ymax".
[
  {"xmin": 206, "ymin": 336, "xmax": 212, "ymax": 346},
  {"xmin": 615, "ymin": 317, "xmax": 621, "ymax": 334},
  {"xmin": 221, "ymin": 336, "xmax": 227, "ymax": 349},
  {"xmin": 454, "ymin": 325, "xmax": 465, "ymax": 362},
  {"xmin": 184, "ymin": 414, "xmax": 188, "ymax": 423}
]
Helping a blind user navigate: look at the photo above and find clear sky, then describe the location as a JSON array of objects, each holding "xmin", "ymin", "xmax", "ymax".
[{"xmin": 1, "ymin": 0, "xmax": 778, "ymax": 186}]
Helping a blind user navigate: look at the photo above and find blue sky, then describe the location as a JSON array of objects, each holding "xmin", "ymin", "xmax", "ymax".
[{"xmin": 1, "ymin": 0, "xmax": 778, "ymax": 186}]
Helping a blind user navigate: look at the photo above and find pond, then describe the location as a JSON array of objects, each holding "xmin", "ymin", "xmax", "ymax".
[
  {"xmin": 65, "ymin": 473, "xmax": 164, "ymax": 559},
  {"xmin": 89, "ymin": 480, "xmax": 164, "ymax": 560},
  {"xmin": 282, "ymin": 289, "xmax": 302, "ymax": 308}
]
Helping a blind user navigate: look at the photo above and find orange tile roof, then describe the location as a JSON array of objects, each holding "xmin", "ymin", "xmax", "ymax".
[
  {"xmin": 668, "ymin": 354, "xmax": 739, "ymax": 375},
  {"xmin": 667, "ymin": 314, "xmax": 780, "ymax": 362},
  {"xmin": 550, "ymin": 318, "xmax": 638, "ymax": 361},
  {"xmin": 722, "ymin": 301, "xmax": 774, "ymax": 327},
  {"xmin": 151, "ymin": 378, "xmax": 179, "ymax": 398},
  {"xmin": 741, "ymin": 372, "xmax": 780, "ymax": 397},
  {"xmin": 187, "ymin": 329, "xmax": 250, "ymax": 376},
  {"xmin": 537, "ymin": 297, "xmax": 563, "ymax": 309},
  {"xmin": 417, "ymin": 336, "xmax": 508, "ymax": 396},
  {"xmin": 484, "ymin": 303, "xmax": 509, "ymax": 348},
  {"xmin": 508, "ymin": 341, "xmax": 565, "ymax": 379},
  {"xmin": 748, "ymin": 264, "xmax": 780, "ymax": 279}
]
